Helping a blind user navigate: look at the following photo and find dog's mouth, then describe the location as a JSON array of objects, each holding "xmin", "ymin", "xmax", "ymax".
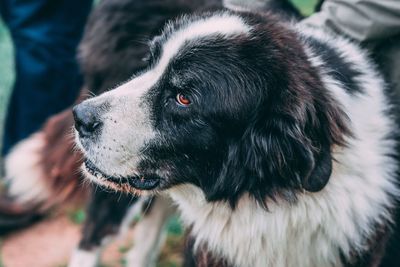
[{"xmin": 82, "ymin": 159, "xmax": 160, "ymax": 192}]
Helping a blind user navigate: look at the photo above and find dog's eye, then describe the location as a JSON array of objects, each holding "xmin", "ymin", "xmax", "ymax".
[{"xmin": 176, "ymin": 93, "xmax": 191, "ymax": 106}]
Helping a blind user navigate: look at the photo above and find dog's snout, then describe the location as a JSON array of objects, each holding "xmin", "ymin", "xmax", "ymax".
[{"xmin": 73, "ymin": 103, "xmax": 103, "ymax": 138}]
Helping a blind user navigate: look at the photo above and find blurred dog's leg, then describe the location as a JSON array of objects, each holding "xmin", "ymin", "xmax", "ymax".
[
  {"xmin": 126, "ymin": 195, "xmax": 175, "ymax": 267},
  {"xmin": 69, "ymin": 189, "xmax": 138, "ymax": 267}
]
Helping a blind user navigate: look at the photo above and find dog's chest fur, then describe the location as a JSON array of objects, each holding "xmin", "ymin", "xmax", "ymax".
[
  {"xmin": 168, "ymin": 26, "xmax": 399, "ymax": 267},
  {"xmin": 170, "ymin": 155, "xmax": 395, "ymax": 267}
]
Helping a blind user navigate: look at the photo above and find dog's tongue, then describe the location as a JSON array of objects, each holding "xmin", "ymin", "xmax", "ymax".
[{"xmin": 128, "ymin": 176, "xmax": 159, "ymax": 190}]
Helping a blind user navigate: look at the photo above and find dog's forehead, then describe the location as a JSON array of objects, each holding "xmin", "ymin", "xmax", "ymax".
[
  {"xmin": 163, "ymin": 13, "xmax": 251, "ymax": 49},
  {"xmin": 97, "ymin": 13, "xmax": 251, "ymax": 101},
  {"xmin": 154, "ymin": 13, "xmax": 251, "ymax": 69}
]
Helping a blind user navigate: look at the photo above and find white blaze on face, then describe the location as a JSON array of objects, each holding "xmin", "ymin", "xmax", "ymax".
[
  {"xmin": 77, "ymin": 13, "xmax": 251, "ymax": 177},
  {"xmin": 79, "ymin": 74, "xmax": 158, "ymax": 177}
]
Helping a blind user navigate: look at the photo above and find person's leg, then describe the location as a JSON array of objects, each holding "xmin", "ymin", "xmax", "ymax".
[
  {"xmin": 223, "ymin": 0, "xmax": 302, "ymax": 20},
  {"xmin": 1, "ymin": 0, "xmax": 92, "ymax": 156},
  {"xmin": 223, "ymin": 0, "xmax": 269, "ymax": 10}
]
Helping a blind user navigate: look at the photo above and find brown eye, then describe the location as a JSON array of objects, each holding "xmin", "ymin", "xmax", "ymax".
[{"xmin": 176, "ymin": 93, "xmax": 191, "ymax": 106}]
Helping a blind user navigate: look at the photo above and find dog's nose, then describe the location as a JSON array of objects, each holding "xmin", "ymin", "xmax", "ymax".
[{"xmin": 73, "ymin": 103, "xmax": 103, "ymax": 138}]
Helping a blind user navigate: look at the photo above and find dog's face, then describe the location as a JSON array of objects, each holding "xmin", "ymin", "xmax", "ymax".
[{"xmin": 74, "ymin": 12, "xmax": 348, "ymax": 204}]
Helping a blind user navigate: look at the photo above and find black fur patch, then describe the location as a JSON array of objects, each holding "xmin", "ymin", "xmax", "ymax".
[
  {"xmin": 304, "ymin": 36, "xmax": 363, "ymax": 94},
  {"xmin": 79, "ymin": 189, "xmax": 135, "ymax": 250}
]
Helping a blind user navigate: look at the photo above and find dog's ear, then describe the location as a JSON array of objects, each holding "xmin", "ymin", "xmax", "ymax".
[
  {"xmin": 205, "ymin": 119, "xmax": 334, "ymax": 206},
  {"xmin": 300, "ymin": 142, "xmax": 332, "ymax": 192},
  {"xmin": 242, "ymin": 120, "xmax": 333, "ymax": 194}
]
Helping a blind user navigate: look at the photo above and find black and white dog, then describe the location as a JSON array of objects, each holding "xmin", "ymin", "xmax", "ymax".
[{"xmin": 74, "ymin": 9, "xmax": 400, "ymax": 267}]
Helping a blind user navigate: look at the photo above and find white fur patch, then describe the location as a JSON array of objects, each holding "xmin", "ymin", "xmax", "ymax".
[
  {"xmin": 75, "ymin": 74, "xmax": 158, "ymax": 178},
  {"xmin": 158, "ymin": 13, "xmax": 250, "ymax": 72},
  {"xmin": 68, "ymin": 248, "xmax": 99, "ymax": 267},
  {"xmin": 165, "ymin": 21, "xmax": 399, "ymax": 267},
  {"xmin": 4, "ymin": 133, "xmax": 50, "ymax": 204}
]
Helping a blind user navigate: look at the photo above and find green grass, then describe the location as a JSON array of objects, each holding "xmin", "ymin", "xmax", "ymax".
[
  {"xmin": 291, "ymin": 0, "xmax": 319, "ymax": 16},
  {"xmin": 0, "ymin": 19, "xmax": 13, "ymax": 151},
  {"xmin": 67, "ymin": 208, "xmax": 87, "ymax": 225}
]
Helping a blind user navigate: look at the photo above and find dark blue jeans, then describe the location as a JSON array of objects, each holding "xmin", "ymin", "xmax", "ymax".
[{"xmin": 0, "ymin": 0, "xmax": 92, "ymax": 156}]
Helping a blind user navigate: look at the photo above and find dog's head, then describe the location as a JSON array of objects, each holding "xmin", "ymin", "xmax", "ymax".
[{"xmin": 74, "ymin": 12, "xmax": 349, "ymax": 205}]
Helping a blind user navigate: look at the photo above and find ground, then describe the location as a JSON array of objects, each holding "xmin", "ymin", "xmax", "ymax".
[
  {"xmin": 0, "ymin": 1, "xmax": 317, "ymax": 266},
  {"xmin": 0, "ymin": 212, "xmax": 184, "ymax": 267}
]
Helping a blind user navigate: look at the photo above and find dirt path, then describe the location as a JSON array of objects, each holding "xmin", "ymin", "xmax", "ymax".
[{"xmin": 1, "ymin": 214, "xmax": 130, "ymax": 267}]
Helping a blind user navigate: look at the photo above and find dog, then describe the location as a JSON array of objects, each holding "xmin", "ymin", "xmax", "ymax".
[{"xmin": 74, "ymin": 8, "xmax": 400, "ymax": 267}]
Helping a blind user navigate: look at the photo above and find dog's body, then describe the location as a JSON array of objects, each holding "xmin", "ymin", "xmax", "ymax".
[{"xmin": 75, "ymin": 9, "xmax": 400, "ymax": 267}]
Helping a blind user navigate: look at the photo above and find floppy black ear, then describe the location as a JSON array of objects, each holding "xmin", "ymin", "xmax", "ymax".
[
  {"xmin": 206, "ymin": 119, "xmax": 334, "ymax": 206},
  {"xmin": 300, "ymin": 142, "xmax": 332, "ymax": 192},
  {"xmin": 241, "ymin": 121, "xmax": 333, "ymax": 194}
]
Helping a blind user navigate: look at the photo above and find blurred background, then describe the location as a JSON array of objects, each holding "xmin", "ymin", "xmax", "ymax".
[{"xmin": 0, "ymin": 1, "xmax": 318, "ymax": 266}]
